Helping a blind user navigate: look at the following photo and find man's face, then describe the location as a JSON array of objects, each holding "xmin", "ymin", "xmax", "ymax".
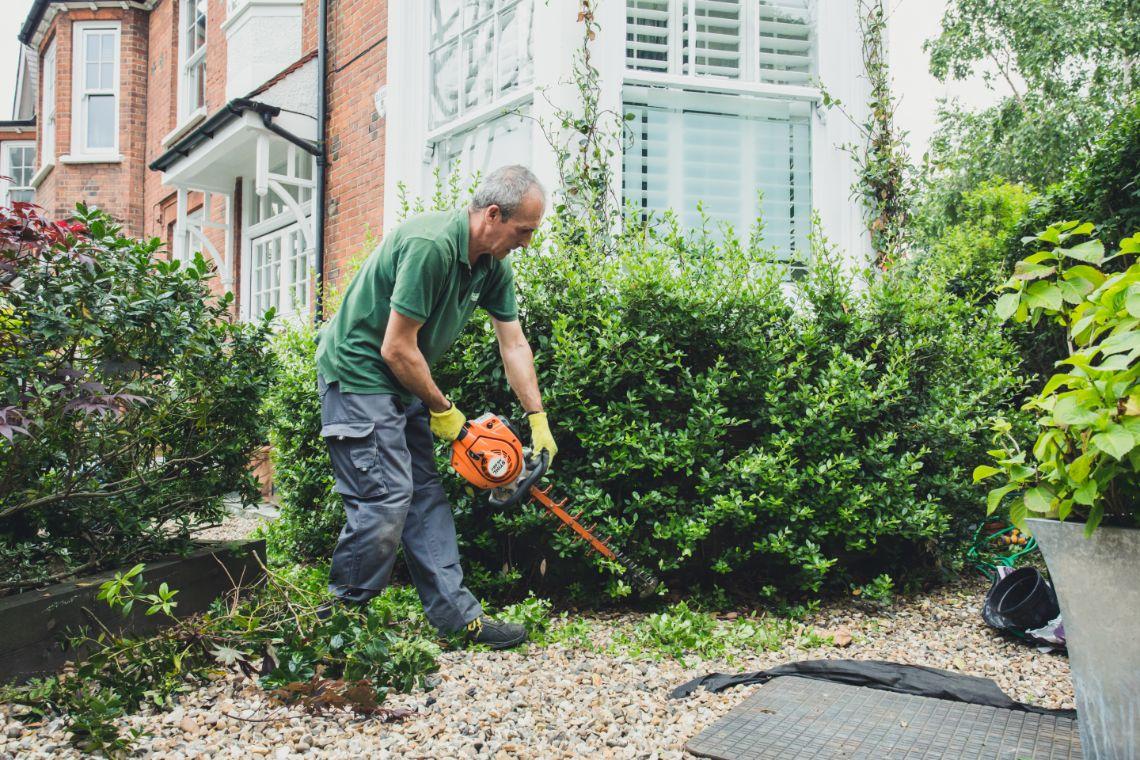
[{"xmin": 484, "ymin": 192, "xmax": 544, "ymax": 259}]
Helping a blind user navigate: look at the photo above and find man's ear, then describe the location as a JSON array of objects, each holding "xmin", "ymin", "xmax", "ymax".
[{"xmin": 486, "ymin": 204, "xmax": 502, "ymax": 222}]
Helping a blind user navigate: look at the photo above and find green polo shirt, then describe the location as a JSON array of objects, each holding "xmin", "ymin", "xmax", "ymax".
[{"xmin": 315, "ymin": 208, "xmax": 518, "ymax": 400}]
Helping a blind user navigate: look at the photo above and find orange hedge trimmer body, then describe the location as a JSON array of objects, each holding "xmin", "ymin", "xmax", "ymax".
[{"xmin": 451, "ymin": 414, "xmax": 660, "ymax": 597}]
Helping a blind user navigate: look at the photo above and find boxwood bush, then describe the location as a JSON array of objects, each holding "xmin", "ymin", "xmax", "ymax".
[{"xmin": 267, "ymin": 211, "xmax": 1026, "ymax": 602}]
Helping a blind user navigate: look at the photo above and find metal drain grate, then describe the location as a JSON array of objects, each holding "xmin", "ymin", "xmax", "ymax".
[{"xmin": 685, "ymin": 676, "xmax": 1081, "ymax": 759}]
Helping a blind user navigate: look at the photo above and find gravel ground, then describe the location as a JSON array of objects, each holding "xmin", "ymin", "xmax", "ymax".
[
  {"xmin": 1, "ymin": 512, "xmax": 1076, "ymax": 757},
  {"xmin": 0, "ymin": 572, "xmax": 1072, "ymax": 759}
]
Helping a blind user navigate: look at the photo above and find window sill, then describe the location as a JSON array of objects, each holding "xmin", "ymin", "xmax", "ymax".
[
  {"xmin": 161, "ymin": 109, "xmax": 209, "ymax": 148},
  {"xmin": 30, "ymin": 162, "xmax": 54, "ymax": 188},
  {"xmin": 59, "ymin": 154, "xmax": 124, "ymax": 165}
]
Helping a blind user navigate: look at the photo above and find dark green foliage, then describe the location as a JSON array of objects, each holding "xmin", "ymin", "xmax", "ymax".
[
  {"xmin": 267, "ymin": 213, "xmax": 1024, "ymax": 600},
  {"xmin": 1018, "ymin": 100, "xmax": 1140, "ymax": 254},
  {"xmin": 260, "ymin": 322, "xmax": 343, "ymax": 564},
  {"xmin": 433, "ymin": 219, "xmax": 1026, "ymax": 600},
  {"xmin": 0, "ymin": 204, "xmax": 273, "ymax": 591}
]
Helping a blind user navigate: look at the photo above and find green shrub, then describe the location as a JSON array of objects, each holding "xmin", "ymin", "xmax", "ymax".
[
  {"xmin": 910, "ymin": 181, "xmax": 1036, "ymax": 301},
  {"xmin": 0, "ymin": 204, "xmax": 273, "ymax": 591},
  {"xmin": 260, "ymin": 321, "xmax": 342, "ymax": 564},
  {"xmin": 433, "ymin": 215, "xmax": 1025, "ymax": 599},
  {"xmin": 266, "ymin": 214, "xmax": 1024, "ymax": 602}
]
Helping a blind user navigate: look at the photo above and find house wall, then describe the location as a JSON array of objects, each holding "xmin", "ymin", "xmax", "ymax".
[
  {"xmin": 33, "ymin": 9, "xmax": 151, "ymax": 236},
  {"xmin": 321, "ymin": 0, "xmax": 388, "ymax": 288}
]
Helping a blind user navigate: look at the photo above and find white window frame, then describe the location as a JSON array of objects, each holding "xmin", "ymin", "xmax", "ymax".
[
  {"xmin": 70, "ymin": 21, "xmax": 121, "ymax": 158},
  {"xmin": 41, "ymin": 40, "xmax": 57, "ymax": 168},
  {"xmin": 1, "ymin": 141, "xmax": 37, "ymax": 205},
  {"xmin": 416, "ymin": 0, "xmax": 538, "ymax": 194},
  {"xmin": 241, "ymin": 144, "xmax": 317, "ymax": 323},
  {"xmin": 620, "ymin": 0, "xmax": 818, "ymax": 259},
  {"xmin": 427, "ymin": 0, "xmax": 536, "ymax": 132},
  {"xmin": 178, "ymin": 0, "xmax": 208, "ymax": 125}
]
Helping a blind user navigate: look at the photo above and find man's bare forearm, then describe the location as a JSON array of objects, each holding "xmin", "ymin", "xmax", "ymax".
[
  {"xmin": 500, "ymin": 340, "xmax": 543, "ymax": 413},
  {"xmin": 383, "ymin": 347, "xmax": 451, "ymax": 413}
]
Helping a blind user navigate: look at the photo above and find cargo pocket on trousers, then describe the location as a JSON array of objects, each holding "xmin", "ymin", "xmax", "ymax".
[{"xmin": 322, "ymin": 421, "xmax": 389, "ymax": 499}]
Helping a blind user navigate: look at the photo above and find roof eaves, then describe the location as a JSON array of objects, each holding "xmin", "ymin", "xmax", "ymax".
[{"xmin": 149, "ymin": 99, "xmax": 280, "ymax": 173}]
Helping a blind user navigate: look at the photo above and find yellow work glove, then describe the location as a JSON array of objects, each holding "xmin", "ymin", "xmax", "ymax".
[
  {"xmin": 527, "ymin": 411, "xmax": 558, "ymax": 465},
  {"xmin": 429, "ymin": 402, "xmax": 466, "ymax": 441}
]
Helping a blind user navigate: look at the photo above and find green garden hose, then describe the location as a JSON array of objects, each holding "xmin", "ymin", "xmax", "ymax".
[{"xmin": 967, "ymin": 520, "xmax": 1037, "ymax": 580}]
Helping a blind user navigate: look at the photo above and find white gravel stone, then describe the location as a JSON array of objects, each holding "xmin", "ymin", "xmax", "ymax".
[{"xmin": 0, "ymin": 576, "xmax": 1073, "ymax": 757}]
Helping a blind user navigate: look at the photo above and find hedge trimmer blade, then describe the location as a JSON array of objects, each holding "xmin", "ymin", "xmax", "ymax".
[{"xmin": 528, "ymin": 485, "xmax": 661, "ymax": 598}]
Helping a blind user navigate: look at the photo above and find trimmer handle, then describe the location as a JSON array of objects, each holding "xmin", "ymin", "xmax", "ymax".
[{"xmin": 487, "ymin": 450, "xmax": 549, "ymax": 509}]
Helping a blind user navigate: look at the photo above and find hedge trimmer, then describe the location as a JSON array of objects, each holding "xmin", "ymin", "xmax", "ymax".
[{"xmin": 451, "ymin": 413, "xmax": 661, "ymax": 597}]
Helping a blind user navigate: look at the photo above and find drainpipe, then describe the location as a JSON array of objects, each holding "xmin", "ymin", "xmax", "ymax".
[{"xmin": 314, "ymin": 0, "xmax": 329, "ymax": 324}]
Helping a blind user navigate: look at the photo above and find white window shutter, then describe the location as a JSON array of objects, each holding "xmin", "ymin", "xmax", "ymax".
[
  {"xmin": 756, "ymin": 0, "xmax": 811, "ymax": 85},
  {"xmin": 626, "ymin": 0, "xmax": 671, "ymax": 72},
  {"xmin": 686, "ymin": 0, "xmax": 742, "ymax": 78},
  {"xmin": 623, "ymin": 97, "xmax": 811, "ymax": 259}
]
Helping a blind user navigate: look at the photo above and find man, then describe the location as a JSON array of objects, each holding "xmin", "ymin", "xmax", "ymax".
[{"xmin": 314, "ymin": 165, "xmax": 557, "ymax": 649}]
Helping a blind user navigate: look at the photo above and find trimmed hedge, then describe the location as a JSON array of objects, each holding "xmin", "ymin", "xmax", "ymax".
[{"xmin": 266, "ymin": 215, "xmax": 1026, "ymax": 602}]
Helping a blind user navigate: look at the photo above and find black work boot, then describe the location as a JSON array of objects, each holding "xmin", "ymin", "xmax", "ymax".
[{"xmin": 464, "ymin": 615, "xmax": 527, "ymax": 650}]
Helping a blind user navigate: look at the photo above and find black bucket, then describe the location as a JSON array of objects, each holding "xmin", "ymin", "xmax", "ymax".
[{"xmin": 983, "ymin": 567, "xmax": 1060, "ymax": 632}]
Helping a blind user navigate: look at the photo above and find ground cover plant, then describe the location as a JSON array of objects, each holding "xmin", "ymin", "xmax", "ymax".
[{"xmin": 0, "ymin": 203, "xmax": 273, "ymax": 592}]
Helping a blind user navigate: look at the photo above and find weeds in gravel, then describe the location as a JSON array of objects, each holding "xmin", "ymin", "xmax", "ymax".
[{"xmin": 2, "ymin": 564, "xmax": 437, "ymax": 757}]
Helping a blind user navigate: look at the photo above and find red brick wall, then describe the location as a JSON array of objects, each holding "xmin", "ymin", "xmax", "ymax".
[
  {"xmin": 32, "ymin": 9, "xmax": 150, "ymax": 235},
  {"xmin": 143, "ymin": 0, "xmax": 179, "ymax": 243},
  {"xmin": 321, "ymin": 0, "xmax": 389, "ymax": 289}
]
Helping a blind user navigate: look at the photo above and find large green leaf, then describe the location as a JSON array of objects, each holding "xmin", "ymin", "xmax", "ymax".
[
  {"xmin": 1060, "ymin": 239, "xmax": 1105, "ymax": 264},
  {"xmin": 995, "ymin": 293, "xmax": 1020, "ymax": 320},
  {"xmin": 986, "ymin": 484, "xmax": 1018, "ymax": 516},
  {"xmin": 1052, "ymin": 395, "xmax": 1100, "ymax": 426},
  {"xmin": 1024, "ymin": 486, "xmax": 1054, "ymax": 514},
  {"xmin": 1023, "ymin": 281, "xmax": 1063, "ymax": 311},
  {"xmin": 1091, "ymin": 425, "xmax": 1135, "ymax": 460},
  {"xmin": 972, "ymin": 465, "xmax": 1002, "ymax": 482}
]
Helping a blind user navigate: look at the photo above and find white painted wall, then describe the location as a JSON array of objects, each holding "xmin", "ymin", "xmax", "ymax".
[{"xmin": 222, "ymin": 0, "xmax": 305, "ymax": 99}]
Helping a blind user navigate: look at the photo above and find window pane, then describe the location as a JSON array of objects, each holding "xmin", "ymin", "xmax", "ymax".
[
  {"xmin": 623, "ymin": 98, "xmax": 811, "ymax": 258},
  {"xmin": 9, "ymin": 189, "xmax": 34, "ymax": 204},
  {"xmin": 687, "ymin": 0, "xmax": 742, "ymax": 78},
  {"xmin": 430, "ymin": 39, "xmax": 460, "ymax": 126},
  {"xmin": 10, "ymin": 147, "xmax": 35, "ymax": 186},
  {"xmin": 86, "ymin": 94, "xmax": 116, "ymax": 149},
  {"xmin": 102, "ymin": 32, "xmax": 115, "ymax": 61},
  {"xmin": 758, "ymin": 0, "xmax": 812, "ymax": 84},
  {"xmin": 86, "ymin": 33, "xmax": 102, "ymax": 64},
  {"xmin": 626, "ymin": 0, "xmax": 670, "ymax": 72},
  {"xmin": 462, "ymin": 20, "xmax": 495, "ymax": 110},
  {"xmin": 432, "ymin": 0, "xmax": 462, "ymax": 45},
  {"xmin": 498, "ymin": 1, "xmax": 533, "ymax": 96},
  {"xmin": 463, "ymin": 0, "xmax": 495, "ymax": 26},
  {"xmin": 439, "ymin": 111, "xmax": 531, "ymax": 188}
]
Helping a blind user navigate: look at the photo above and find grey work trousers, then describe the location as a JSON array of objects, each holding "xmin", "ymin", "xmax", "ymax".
[{"xmin": 318, "ymin": 375, "xmax": 482, "ymax": 633}]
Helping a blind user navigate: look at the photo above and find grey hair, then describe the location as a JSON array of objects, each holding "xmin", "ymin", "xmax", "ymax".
[{"xmin": 470, "ymin": 165, "xmax": 545, "ymax": 220}]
